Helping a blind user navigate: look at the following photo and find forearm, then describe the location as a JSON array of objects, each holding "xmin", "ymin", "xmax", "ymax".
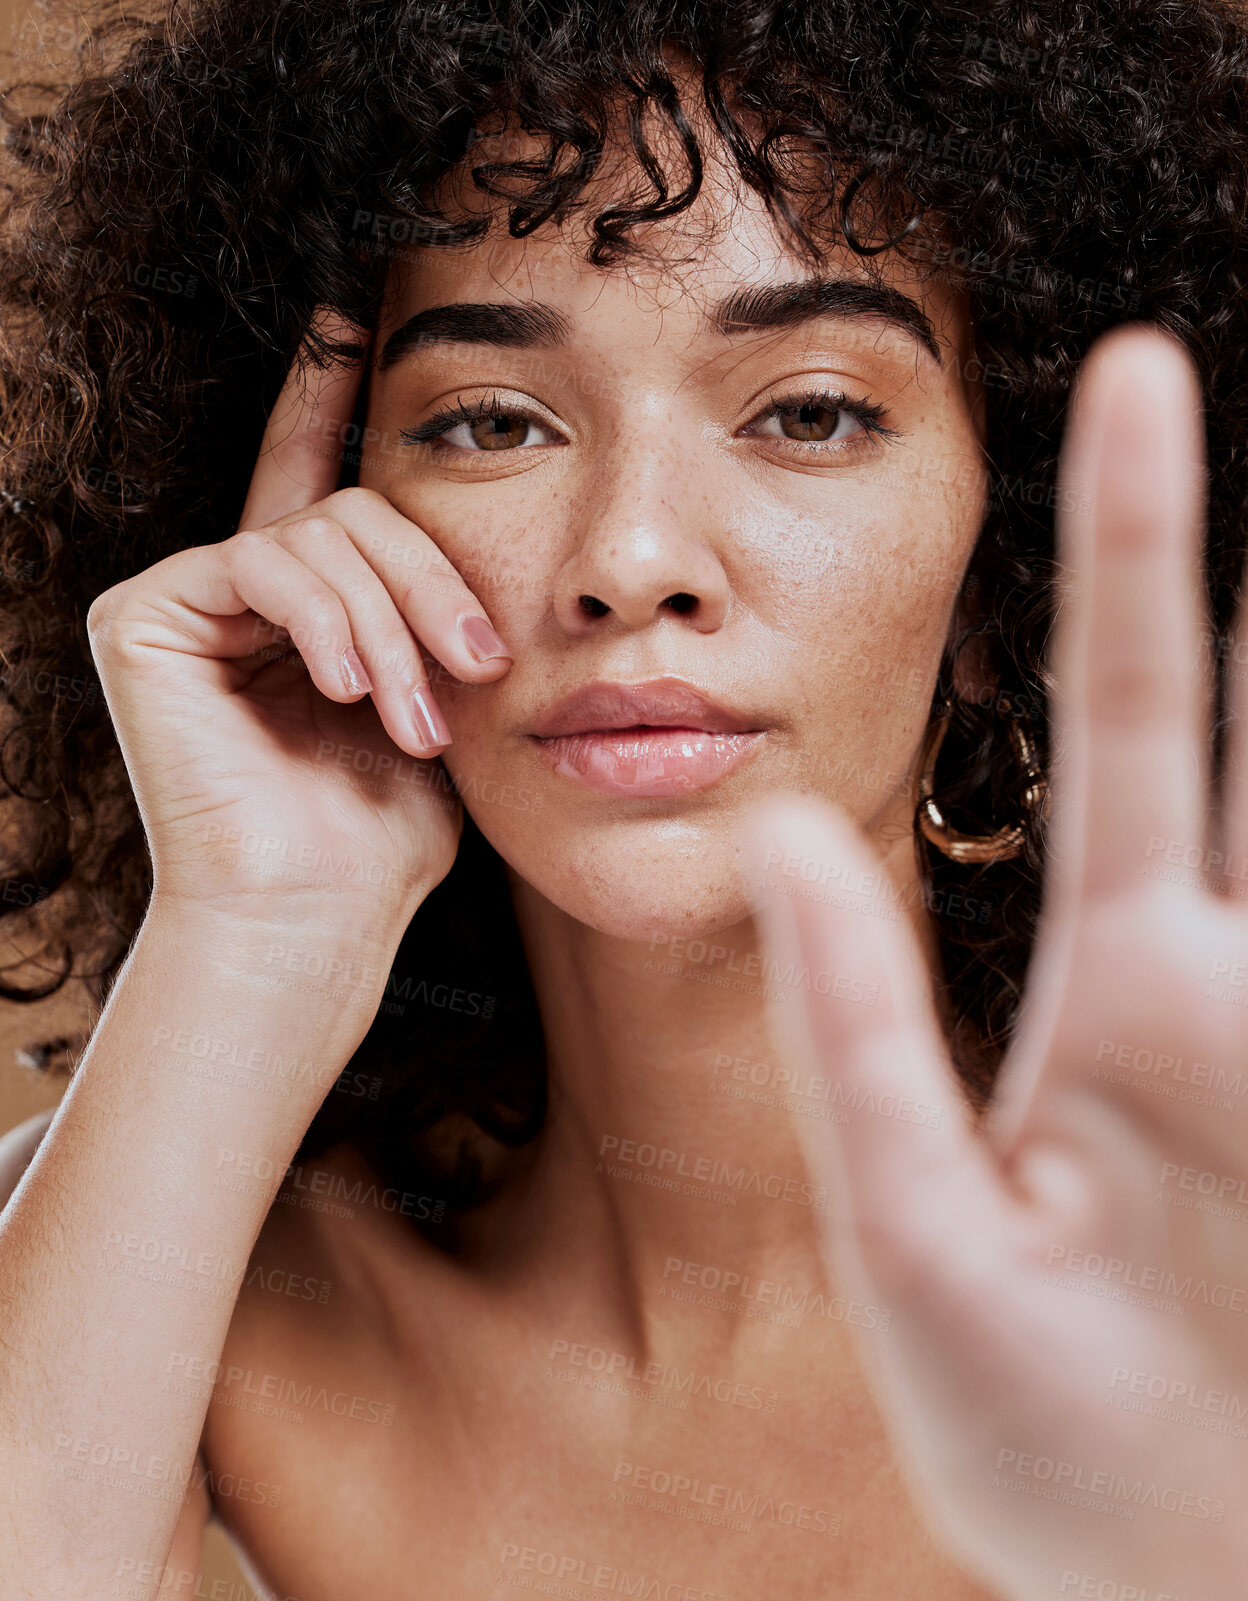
[{"xmin": 0, "ymin": 900, "xmax": 400, "ymax": 1599}]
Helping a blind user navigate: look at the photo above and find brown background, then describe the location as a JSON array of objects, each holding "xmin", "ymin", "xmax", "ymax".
[{"xmin": 0, "ymin": 3, "xmax": 263, "ymax": 1592}]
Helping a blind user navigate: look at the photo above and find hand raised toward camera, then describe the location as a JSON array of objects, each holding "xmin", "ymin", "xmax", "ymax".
[
  {"xmin": 744, "ymin": 327, "xmax": 1247, "ymax": 1601},
  {"xmin": 86, "ymin": 310, "xmax": 513, "ymax": 939}
]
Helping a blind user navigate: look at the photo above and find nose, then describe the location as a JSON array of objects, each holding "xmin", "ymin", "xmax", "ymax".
[{"xmin": 552, "ymin": 441, "xmax": 732, "ymax": 637}]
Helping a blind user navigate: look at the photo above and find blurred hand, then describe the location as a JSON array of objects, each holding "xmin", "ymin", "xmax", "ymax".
[{"xmin": 743, "ymin": 325, "xmax": 1246, "ymax": 1601}]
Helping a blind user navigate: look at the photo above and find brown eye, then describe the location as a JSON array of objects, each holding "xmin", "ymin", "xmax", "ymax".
[
  {"xmin": 469, "ymin": 413, "xmax": 532, "ymax": 450},
  {"xmin": 778, "ymin": 402, "xmax": 841, "ymax": 441},
  {"xmin": 744, "ymin": 392, "xmax": 877, "ymax": 450}
]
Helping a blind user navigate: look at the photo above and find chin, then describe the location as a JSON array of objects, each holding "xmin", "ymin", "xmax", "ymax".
[{"xmin": 466, "ymin": 797, "xmax": 756, "ymax": 945}]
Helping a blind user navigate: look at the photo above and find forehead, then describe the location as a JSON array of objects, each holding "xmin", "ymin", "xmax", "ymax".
[{"xmin": 374, "ymin": 118, "xmax": 973, "ymax": 367}]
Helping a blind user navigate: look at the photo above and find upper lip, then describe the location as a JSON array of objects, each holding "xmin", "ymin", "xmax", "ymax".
[{"xmin": 530, "ymin": 676, "xmax": 762, "ymax": 738}]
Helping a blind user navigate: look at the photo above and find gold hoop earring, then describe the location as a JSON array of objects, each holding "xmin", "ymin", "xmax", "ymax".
[{"xmin": 917, "ymin": 699, "xmax": 1049, "ymax": 865}]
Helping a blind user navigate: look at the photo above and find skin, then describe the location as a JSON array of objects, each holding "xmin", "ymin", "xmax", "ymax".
[
  {"xmin": 3, "ymin": 63, "xmax": 1246, "ymax": 1601},
  {"xmin": 191, "ymin": 122, "xmax": 1000, "ymax": 1599},
  {"xmin": 355, "ymin": 123, "xmax": 989, "ymax": 1297}
]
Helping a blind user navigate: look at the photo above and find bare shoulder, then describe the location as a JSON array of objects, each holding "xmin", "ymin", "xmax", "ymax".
[{"xmin": 0, "ymin": 1106, "xmax": 58, "ymax": 1207}]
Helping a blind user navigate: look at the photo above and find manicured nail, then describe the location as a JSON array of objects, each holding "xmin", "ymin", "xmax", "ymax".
[
  {"xmin": 340, "ymin": 645, "xmax": 372, "ymax": 695},
  {"xmin": 459, "ymin": 614, "xmax": 513, "ymax": 664},
  {"xmin": 412, "ymin": 683, "xmax": 452, "ymax": 749}
]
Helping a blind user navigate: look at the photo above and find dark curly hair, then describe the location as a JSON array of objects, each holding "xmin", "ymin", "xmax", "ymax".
[{"xmin": 3, "ymin": 0, "xmax": 1247, "ymax": 1226}]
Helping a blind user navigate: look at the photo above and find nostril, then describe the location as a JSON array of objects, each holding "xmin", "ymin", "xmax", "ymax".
[
  {"xmin": 578, "ymin": 594, "xmax": 610, "ymax": 618},
  {"xmin": 664, "ymin": 593, "xmax": 698, "ymax": 615}
]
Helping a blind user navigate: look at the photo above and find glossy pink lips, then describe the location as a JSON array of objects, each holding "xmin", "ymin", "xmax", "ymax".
[{"xmin": 528, "ymin": 677, "xmax": 766, "ymax": 798}]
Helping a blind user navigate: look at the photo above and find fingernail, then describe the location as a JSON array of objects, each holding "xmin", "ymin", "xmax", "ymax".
[
  {"xmin": 412, "ymin": 684, "xmax": 452, "ymax": 749},
  {"xmin": 459, "ymin": 614, "xmax": 513, "ymax": 664},
  {"xmin": 340, "ymin": 645, "xmax": 372, "ymax": 695}
]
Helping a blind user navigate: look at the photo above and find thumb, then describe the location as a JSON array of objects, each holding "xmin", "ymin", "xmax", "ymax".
[{"xmin": 738, "ymin": 791, "xmax": 998, "ymax": 1308}]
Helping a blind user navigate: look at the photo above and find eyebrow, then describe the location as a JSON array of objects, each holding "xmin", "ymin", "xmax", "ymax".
[
  {"xmin": 712, "ymin": 279, "xmax": 942, "ymax": 366},
  {"xmin": 376, "ymin": 275, "xmax": 942, "ymax": 370},
  {"xmin": 376, "ymin": 302, "xmax": 572, "ymax": 370}
]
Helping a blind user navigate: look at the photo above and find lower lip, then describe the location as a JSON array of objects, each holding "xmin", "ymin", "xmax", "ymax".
[{"xmin": 530, "ymin": 727, "xmax": 765, "ymax": 798}]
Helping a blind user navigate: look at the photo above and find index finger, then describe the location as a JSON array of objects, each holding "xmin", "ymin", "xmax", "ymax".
[{"xmin": 239, "ymin": 306, "xmax": 370, "ymax": 531}]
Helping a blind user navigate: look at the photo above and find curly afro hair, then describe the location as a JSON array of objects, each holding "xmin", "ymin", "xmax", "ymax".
[{"xmin": 2, "ymin": 0, "xmax": 1247, "ymax": 1221}]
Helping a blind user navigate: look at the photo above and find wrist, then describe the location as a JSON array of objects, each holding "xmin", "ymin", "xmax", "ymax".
[
  {"xmin": 135, "ymin": 896, "xmax": 410, "ymax": 1042},
  {"xmin": 142, "ymin": 889, "xmax": 418, "ymax": 965}
]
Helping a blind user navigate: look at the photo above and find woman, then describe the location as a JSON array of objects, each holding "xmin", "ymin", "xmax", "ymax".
[{"xmin": 1, "ymin": 1, "xmax": 1247, "ymax": 1597}]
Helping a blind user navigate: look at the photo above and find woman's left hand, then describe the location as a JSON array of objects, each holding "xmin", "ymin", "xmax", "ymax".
[{"xmin": 743, "ymin": 325, "xmax": 1247, "ymax": 1601}]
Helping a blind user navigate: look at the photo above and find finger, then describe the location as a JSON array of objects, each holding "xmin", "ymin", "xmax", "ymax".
[
  {"xmin": 264, "ymin": 513, "xmax": 452, "ymax": 756},
  {"xmin": 218, "ymin": 531, "xmax": 382, "ymax": 710},
  {"xmin": 239, "ymin": 307, "xmax": 370, "ymax": 532},
  {"xmin": 109, "ymin": 537, "xmax": 373, "ymax": 716},
  {"xmin": 1047, "ymin": 325, "xmax": 1208, "ymax": 910},
  {"xmin": 739, "ymin": 792, "xmax": 1002, "ymax": 1306},
  {"xmin": 268, "ymin": 488, "xmax": 513, "ymax": 684}
]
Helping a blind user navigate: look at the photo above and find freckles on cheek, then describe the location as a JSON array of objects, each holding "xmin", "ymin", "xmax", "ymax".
[
  {"xmin": 373, "ymin": 474, "xmax": 543, "ymax": 621},
  {"xmin": 447, "ymin": 540, "xmax": 539, "ymax": 625},
  {"xmin": 779, "ymin": 541, "xmax": 958, "ymax": 719}
]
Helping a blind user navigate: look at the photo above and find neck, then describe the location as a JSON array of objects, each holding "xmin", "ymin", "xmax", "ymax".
[{"xmin": 469, "ymin": 798, "xmax": 940, "ymax": 1356}]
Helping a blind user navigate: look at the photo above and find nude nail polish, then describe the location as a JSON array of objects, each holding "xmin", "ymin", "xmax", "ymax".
[
  {"xmin": 340, "ymin": 645, "xmax": 372, "ymax": 695},
  {"xmin": 459, "ymin": 614, "xmax": 513, "ymax": 664},
  {"xmin": 412, "ymin": 684, "xmax": 452, "ymax": 749}
]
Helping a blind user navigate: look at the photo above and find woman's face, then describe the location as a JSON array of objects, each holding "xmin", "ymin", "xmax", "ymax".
[{"xmin": 359, "ymin": 134, "xmax": 988, "ymax": 942}]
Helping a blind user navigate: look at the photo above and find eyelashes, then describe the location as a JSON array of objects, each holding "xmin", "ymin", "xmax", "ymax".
[
  {"xmin": 744, "ymin": 386, "xmax": 900, "ymax": 449},
  {"xmin": 398, "ymin": 385, "xmax": 900, "ymax": 456},
  {"xmin": 399, "ymin": 391, "xmax": 553, "ymax": 452}
]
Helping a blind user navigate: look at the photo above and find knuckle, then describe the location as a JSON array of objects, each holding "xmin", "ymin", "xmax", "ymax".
[
  {"xmin": 85, "ymin": 590, "xmax": 114, "ymax": 635},
  {"xmin": 229, "ymin": 526, "xmax": 274, "ymax": 561},
  {"xmin": 85, "ymin": 584, "xmax": 128, "ymax": 644},
  {"xmin": 279, "ymin": 514, "xmax": 343, "ymax": 547},
  {"xmin": 326, "ymin": 485, "xmax": 377, "ymax": 521}
]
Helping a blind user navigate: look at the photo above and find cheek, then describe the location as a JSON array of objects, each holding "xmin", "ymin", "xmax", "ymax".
[
  {"xmin": 732, "ymin": 459, "xmax": 981, "ymax": 656},
  {"xmin": 365, "ymin": 457, "xmax": 560, "ymax": 630},
  {"xmin": 732, "ymin": 466, "xmax": 983, "ymax": 796}
]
